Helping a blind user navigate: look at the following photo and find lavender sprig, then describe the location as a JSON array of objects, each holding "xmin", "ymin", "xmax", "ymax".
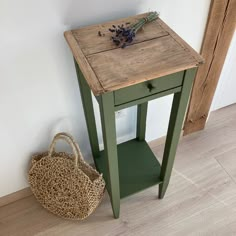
[{"xmin": 109, "ymin": 12, "xmax": 159, "ymax": 48}]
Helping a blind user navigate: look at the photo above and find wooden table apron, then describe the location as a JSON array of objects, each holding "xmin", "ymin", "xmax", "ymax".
[{"xmin": 75, "ymin": 59, "xmax": 196, "ymax": 218}]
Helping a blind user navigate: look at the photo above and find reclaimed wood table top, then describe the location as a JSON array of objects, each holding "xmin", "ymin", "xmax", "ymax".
[{"xmin": 64, "ymin": 13, "xmax": 204, "ymax": 96}]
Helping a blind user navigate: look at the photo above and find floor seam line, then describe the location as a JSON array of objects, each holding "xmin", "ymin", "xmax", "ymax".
[
  {"xmin": 174, "ymin": 169, "xmax": 229, "ymax": 206},
  {"xmin": 214, "ymin": 158, "xmax": 236, "ymax": 185}
]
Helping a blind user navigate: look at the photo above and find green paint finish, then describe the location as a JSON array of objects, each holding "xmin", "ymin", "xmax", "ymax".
[
  {"xmin": 136, "ymin": 102, "xmax": 148, "ymax": 140},
  {"xmin": 74, "ymin": 59, "xmax": 100, "ymax": 159},
  {"xmin": 114, "ymin": 86, "xmax": 181, "ymax": 111},
  {"xmin": 159, "ymin": 68, "xmax": 197, "ymax": 199},
  {"xmin": 114, "ymin": 71, "xmax": 184, "ymax": 105},
  {"xmin": 99, "ymin": 92, "xmax": 120, "ymax": 218},
  {"xmin": 95, "ymin": 139, "xmax": 162, "ymax": 199},
  {"xmin": 76, "ymin": 60, "xmax": 196, "ymax": 218}
]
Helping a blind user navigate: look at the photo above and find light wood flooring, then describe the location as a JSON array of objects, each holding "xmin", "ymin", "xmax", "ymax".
[{"xmin": 1, "ymin": 104, "xmax": 236, "ymax": 236}]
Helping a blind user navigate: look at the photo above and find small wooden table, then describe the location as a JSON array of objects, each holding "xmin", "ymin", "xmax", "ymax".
[{"xmin": 65, "ymin": 13, "xmax": 204, "ymax": 218}]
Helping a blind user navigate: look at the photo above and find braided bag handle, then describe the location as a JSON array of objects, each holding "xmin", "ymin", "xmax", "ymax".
[{"xmin": 48, "ymin": 132, "xmax": 83, "ymax": 168}]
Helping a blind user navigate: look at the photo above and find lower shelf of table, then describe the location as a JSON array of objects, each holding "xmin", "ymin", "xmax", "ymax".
[{"xmin": 94, "ymin": 139, "xmax": 162, "ymax": 199}]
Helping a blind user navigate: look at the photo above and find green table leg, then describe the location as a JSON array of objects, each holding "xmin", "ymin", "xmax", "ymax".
[
  {"xmin": 74, "ymin": 59, "xmax": 100, "ymax": 159},
  {"xmin": 136, "ymin": 102, "xmax": 148, "ymax": 141},
  {"xmin": 159, "ymin": 68, "xmax": 196, "ymax": 199},
  {"xmin": 99, "ymin": 92, "xmax": 120, "ymax": 218}
]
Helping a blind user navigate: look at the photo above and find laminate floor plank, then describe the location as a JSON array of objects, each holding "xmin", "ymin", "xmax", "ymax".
[
  {"xmin": 157, "ymin": 203, "xmax": 236, "ymax": 236},
  {"xmin": 0, "ymin": 104, "xmax": 236, "ymax": 236}
]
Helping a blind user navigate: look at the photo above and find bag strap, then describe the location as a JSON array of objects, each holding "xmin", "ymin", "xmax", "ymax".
[{"xmin": 48, "ymin": 132, "xmax": 83, "ymax": 167}]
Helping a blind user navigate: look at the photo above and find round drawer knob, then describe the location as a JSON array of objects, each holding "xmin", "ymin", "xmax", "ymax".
[{"xmin": 147, "ymin": 83, "xmax": 155, "ymax": 92}]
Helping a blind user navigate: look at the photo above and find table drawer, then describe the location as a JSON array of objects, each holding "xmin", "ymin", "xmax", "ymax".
[{"xmin": 114, "ymin": 71, "xmax": 184, "ymax": 105}]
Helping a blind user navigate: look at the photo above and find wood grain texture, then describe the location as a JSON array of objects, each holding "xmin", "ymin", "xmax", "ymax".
[
  {"xmin": 1, "ymin": 104, "xmax": 236, "ymax": 235},
  {"xmin": 64, "ymin": 13, "xmax": 204, "ymax": 96},
  {"xmin": 72, "ymin": 14, "xmax": 168, "ymax": 56},
  {"xmin": 157, "ymin": 19, "xmax": 204, "ymax": 65},
  {"xmin": 184, "ymin": 0, "xmax": 236, "ymax": 135},
  {"xmin": 87, "ymin": 36, "xmax": 199, "ymax": 92},
  {"xmin": 64, "ymin": 31, "xmax": 104, "ymax": 95}
]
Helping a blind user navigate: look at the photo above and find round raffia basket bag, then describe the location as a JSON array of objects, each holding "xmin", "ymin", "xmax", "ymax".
[{"xmin": 28, "ymin": 132, "xmax": 105, "ymax": 220}]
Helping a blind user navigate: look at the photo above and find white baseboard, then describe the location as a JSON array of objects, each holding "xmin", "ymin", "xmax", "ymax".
[{"xmin": 0, "ymin": 187, "xmax": 32, "ymax": 207}]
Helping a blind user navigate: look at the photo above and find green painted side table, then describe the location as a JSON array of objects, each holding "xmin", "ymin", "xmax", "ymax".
[{"xmin": 65, "ymin": 13, "xmax": 204, "ymax": 219}]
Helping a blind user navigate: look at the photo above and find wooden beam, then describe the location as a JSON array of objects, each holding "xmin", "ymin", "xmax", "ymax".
[{"xmin": 183, "ymin": 0, "xmax": 236, "ymax": 135}]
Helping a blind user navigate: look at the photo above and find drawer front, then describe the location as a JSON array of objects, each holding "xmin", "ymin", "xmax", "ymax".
[{"xmin": 114, "ymin": 71, "xmax": 184, "ymax": 105}]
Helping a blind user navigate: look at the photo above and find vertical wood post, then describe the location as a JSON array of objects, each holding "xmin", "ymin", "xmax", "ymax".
[{"xmin": 184, "ymin": 0, "xmax": 236, "ymax": 135}]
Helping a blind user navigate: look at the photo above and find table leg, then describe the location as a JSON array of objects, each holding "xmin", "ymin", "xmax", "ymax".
[
  {"xmin": 159, "ymin": 68, "xmax": 196, "ymax": 199},
  {"xmin": 100, "ymin": 92, "xmax": 120, "ymax": 218},
  {"xmin": 136, "ymin": 102, "xmax": 148, "ymax": 141},
  {"xmin": 74, "ymin": 59, "xmax": 100, "ymax": 159}
]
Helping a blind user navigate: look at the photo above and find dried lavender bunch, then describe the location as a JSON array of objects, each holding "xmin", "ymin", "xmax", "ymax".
[{"xmin": 109, "ymin": 12, "xmax": 159, "ymax": 48}]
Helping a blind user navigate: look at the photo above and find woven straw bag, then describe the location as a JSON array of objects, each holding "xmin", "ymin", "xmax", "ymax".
[{"xmin": 28, "ymin": 132, "xmax": 105, "ymax": 220}]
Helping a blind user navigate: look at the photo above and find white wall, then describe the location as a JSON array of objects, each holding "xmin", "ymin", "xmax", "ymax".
[
  {"xmin": 211, "ymin": 31, "xmax": 236, "ymax": 111},
  {"xmin": 0, "ymin": 0, "xmax": 211, "ymax": 197}
]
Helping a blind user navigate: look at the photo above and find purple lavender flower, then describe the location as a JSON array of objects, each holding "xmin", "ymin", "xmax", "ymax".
[
  {"xmin": 109, "ymin": 26, "xmax": 136, "ymax": 48},
  {"xmin": 108, "ymin": 12, "xmax": 159, "ymax": 48}
]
